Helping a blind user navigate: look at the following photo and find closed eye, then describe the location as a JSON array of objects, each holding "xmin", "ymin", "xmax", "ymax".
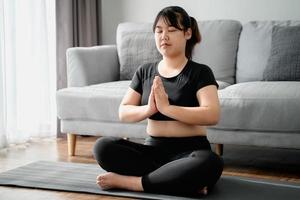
[{"xmin": 155, "ymin": 28, "xmax": 163, "ymax": 33}]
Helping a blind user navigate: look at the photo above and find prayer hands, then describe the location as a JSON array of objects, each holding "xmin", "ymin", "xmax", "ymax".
[
  {"xmin": 146, "ymin": 76, "xmax": 170, "ymax": 117},
  {"xmin": 146, "ymin": 84, "xmax": 158, "ymax": 116},
  {"xmin": 152, "ymin": 76, "xmax": 170, "ymax": 113}
]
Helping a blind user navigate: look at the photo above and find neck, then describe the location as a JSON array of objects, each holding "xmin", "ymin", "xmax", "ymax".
[{"xmin": 162, "ymin": 55, "xmax": 188, "ymax": 69}]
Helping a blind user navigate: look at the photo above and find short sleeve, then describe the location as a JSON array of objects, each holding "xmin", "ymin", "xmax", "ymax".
[
  {"xmin": 129, "ymin": 66, "xmax": 143, "ymax": 94},
  {"xmin": 195, "ymin": 65, "xmax": 219, "ymax": 91}
]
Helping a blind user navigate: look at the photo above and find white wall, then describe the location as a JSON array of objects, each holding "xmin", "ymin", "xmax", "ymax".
[{"xmin": 102, "ymin": 0, "xmax": 300, "ymax": 44}]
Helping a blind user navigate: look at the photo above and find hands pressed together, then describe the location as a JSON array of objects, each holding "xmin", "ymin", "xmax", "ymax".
[{"xmin": 146, "ymin": 76, "xmax": 170, "ymax": 116}]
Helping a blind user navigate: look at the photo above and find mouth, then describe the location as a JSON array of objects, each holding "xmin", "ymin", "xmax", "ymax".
[{"xmin": 160, "ymin": 43, "xmax": 171, "ymax": 48}]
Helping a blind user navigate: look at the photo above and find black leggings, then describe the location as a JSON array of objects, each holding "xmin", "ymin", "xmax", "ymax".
[{"xmin": 93, "ymin": 136, "xmax": 223, "ymax": 196}]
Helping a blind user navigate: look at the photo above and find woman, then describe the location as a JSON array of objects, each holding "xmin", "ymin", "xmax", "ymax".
[{"xmin": 93, "ymin": 6, "xmax": 223, "ymax": 196}]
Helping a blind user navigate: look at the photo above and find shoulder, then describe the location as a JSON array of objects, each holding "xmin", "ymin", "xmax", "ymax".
[
  {"xmin": 187, "ymin": 60, "xmax": 219, "ymax": 89},
  {"xmin": 188, "ymin": 60, "xmax": 214, "ymax": 75}
]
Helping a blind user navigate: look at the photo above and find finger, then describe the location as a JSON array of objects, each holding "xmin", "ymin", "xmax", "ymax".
[
  {"xmin": 156, "ymin": 75, "xmax": 161, "ymax": 83},
  {"xmin": 156, "ymin": 76, "xmax": 162, "ymax": 83},
  {"xmin": 156, "ymin": 76, "xmax": 161, "ymax": 82},
  {"xmin": 153, "ymin": 80, "xmax": 159, "ymax": 90},
  {"xmin": 153, "ymin": 86, "xmax": 158, "ymax": 94},
  {"xmin": 152, "ymin": 85, "xmax": 157, "ymax": 94},
  {"xmin": 155, "ymin": 77, "xmax": 162, "ymax": 88},
  {"xmin": 150, "ymin": 87, "xmax": 155, "ymax": 99},
  {"xmin": 157, "ymin": 77, "xmax": 164, "ymax": 88},
  {"xmin": 153, "ymin": 78, "xmax": 157, "ymax": 88},
  {"xmin": 149, "ymin": 89, "xmax": 153, "ymax": 99},
  {"xmin": 157, "ymin": 81, "xmax": 164, "ymax": 92},
  {"xmin": 154, "ymin": 88, "xmax": 160, "ymax": 97},
  {"xmin": 154, "ymin": 76, "xmax": 159, "ymax": 83},
  {"xmin": 152, "ymin": 82, "xmax": 156, "ymax": 91},
  {"xmin": 152, "ymin": 85, "xmax": 156, "ymax": 94}
]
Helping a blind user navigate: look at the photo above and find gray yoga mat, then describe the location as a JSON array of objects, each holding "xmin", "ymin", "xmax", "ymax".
[{"xmin": 0, "ymin": 161, "xmax": 300, "ymax": 200}]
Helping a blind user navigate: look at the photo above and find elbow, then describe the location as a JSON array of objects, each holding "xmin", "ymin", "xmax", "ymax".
[
  {"xmin": 119, "ymin": 112, "xmax": 130, "ymax": 123},
  {"xmin": 118, "ymin": 106, "xmax": 126, "ymax": 122},
  {"xmin": 206, "ymin": 110, "xmax": 220, "ymax": 126},
  {"xmin": 209, "ymin": 114, "xmax": 220, "ymax": 125},
  {"xmin": 119, "ymin": 113, "xmax": 125, "ymax": 122}
]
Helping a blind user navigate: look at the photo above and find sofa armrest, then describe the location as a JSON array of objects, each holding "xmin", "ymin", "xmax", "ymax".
[{"xmin": 66, "ymin": 45, "xmax": 120, "ymax": 87}]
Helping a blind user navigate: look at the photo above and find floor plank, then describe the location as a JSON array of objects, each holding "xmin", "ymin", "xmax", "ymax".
[{"xmin": 0, "ymin": 136, "xmax": 300, "ymax": 200}]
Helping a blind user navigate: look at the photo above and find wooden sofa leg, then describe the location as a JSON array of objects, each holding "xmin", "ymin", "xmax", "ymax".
[
  {"xmin": 67, "ymin": 133, "xmax": 77, "ymax": 156},
  {"xmin": 215, "ymin": 144, "xmax": 223, "ymax": 156}
]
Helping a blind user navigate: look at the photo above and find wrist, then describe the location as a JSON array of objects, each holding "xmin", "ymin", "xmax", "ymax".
[
  {"xmin": 161, "ymin": 104, "xmax": 171, "ymax": 116},
  {"xmin": 144, "ymin": 105, "xmax": 155, "ymax": 118}
]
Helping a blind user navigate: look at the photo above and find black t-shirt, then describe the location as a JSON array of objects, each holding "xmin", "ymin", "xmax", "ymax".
[{"xmin": 129, "ymin": 60, "xmax": 219, "ymax": 121}]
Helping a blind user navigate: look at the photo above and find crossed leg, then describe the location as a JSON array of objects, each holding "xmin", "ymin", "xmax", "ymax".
[{"xmin": 93, "ymin": 137, "xmax": 223, "ymax": 196}]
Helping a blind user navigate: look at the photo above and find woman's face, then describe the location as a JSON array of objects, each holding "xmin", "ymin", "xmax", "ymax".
[{"xmin": 154, "ymin": 17, "xmax": 191, "ymax": 58}]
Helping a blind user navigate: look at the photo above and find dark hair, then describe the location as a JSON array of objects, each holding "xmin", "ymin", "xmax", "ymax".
[{"xmin": 153, "ymin": 6, "xmax": 201, "ymax": 59}]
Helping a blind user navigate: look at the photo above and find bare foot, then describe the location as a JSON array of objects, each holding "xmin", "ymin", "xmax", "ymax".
[
  {"xmin": 198, "ymin": 186, "xmax": 208, "ymax": 195},
  {"xmin": 96, "ymin": 172, "xmax": 143, "ymax": 191}
]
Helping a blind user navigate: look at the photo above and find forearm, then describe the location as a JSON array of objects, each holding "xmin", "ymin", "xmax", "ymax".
[
  {"xmin": 162, "ymin": 105, "xmax": 219, "ymax": 126},
  {"xmin": 119, "ymin": 105, "xmax": 150, "ymax": 123}
]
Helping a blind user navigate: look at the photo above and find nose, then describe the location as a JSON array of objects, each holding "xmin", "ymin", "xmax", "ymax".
[{"xmin": 161, "ymin": 31, "xmax": 169, "ymax": 41}]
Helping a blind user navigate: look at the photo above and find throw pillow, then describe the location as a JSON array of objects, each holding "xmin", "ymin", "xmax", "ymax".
[{"xmin": 263, "ymin": 25, "xmax": 300, "ymax": 81}]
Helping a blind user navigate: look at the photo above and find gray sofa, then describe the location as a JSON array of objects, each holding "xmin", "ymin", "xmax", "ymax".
[{"xmin": 56, "ymin": 20, "xmax": 300, "ymax": 156}]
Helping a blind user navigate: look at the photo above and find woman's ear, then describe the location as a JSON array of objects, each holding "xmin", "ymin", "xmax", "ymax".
[{"xmin": 185, "ymin": 28, "xmax": 192, "ymax": 40}]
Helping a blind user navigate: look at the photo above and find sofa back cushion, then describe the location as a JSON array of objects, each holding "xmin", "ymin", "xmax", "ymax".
[
  {"xmin": 193, "ymin": 20, "xmax": 242, "ymax": 84},
  {"xmin": 117, "ymin": 20, "xmax": 242, "ymax": 83},
  {"xmin": 236, "ymin": 21, "xmax": 300, "ymax": 83},
  {"xmin": 117, "ymin": 22, "xmax": 162, "ymax": 80}
]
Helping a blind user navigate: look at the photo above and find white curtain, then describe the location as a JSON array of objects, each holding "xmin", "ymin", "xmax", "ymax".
[{"xmin": 0, "ymin": 0, "xmax": 56, "ymax": 149}]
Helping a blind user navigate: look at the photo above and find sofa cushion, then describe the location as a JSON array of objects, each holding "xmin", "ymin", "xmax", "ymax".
[
  {"xmin": 117, "ymin": 22, "xmax": 162, "ymax": 80},
  {"xmin": 236, "ymin": 21, "xmax": 300, "ymax": 83},
  {"xmin": 217, "ymin": 80, "xmax": 231, "ymax": 89},
  {"xmin": 215, "ymin": 82, "xmax": 300, "ymax": 132},
  {"xmin": 263, "ymin": 25, "xmax": 300, "ymax": 81},
  {"xmin": 193, "ymin": 20, "xmax": 242, "ymax": 84},
  {"xmin": 57, "ymin": 81, "xmax": 133, "ymax": 123},
  {"xmin": 57, "ymin": 80, "xmax": 226, "ymax": 123},
  {"xmin": 117, "ymin": 20, "xmax": 242, "ymax": 84},
  {"xmin": 60, "ymin": 119, "xmax": 148, "ymax": 138}
]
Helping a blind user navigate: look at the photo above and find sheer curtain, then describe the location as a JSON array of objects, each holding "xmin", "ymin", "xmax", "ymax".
[{"xmin": 0, "ymin": 0, "xmax": 56, "ymax": 149}]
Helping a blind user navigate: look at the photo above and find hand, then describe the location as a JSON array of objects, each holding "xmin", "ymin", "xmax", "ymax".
[
  {"xmin": 153, "ymin": 76, "xmax": 170, "ymax": 113},
  {"xmin": 146, "ymin": 85, "xmax": 158, "ymax": 116}
]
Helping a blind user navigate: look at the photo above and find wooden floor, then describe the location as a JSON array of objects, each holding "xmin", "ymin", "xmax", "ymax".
[{"xmin": 0, "ymin": 136, "xmax": 300, "ymax": 200}]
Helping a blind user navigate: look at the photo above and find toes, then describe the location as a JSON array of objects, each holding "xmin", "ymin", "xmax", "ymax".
[
  {"xmin": 97, "ymin": 174, "xmax": 106, "ymax": 181},
  {"xmin": 96, "ymin": 180, "xmax": 102, "ymax": 186},
  {"xmin": 97, "ymin": 180, "xmax": 107, "ymax": 190},
  {"xmin": 95, "ymin": 173, "xmax": 117, "ymax": 191}
]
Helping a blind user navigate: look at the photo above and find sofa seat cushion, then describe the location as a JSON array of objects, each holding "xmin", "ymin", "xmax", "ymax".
[
  {"xmin": 57, "ymin": 81, "xmax": 133, "ymax": 123},
  {"xmin": 215, "ymin": 82, "xmax": 300, "ymax": 132},
  {"xmin": 57, "ymin": 80, "xmax": 227, "ymax": 123}
]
